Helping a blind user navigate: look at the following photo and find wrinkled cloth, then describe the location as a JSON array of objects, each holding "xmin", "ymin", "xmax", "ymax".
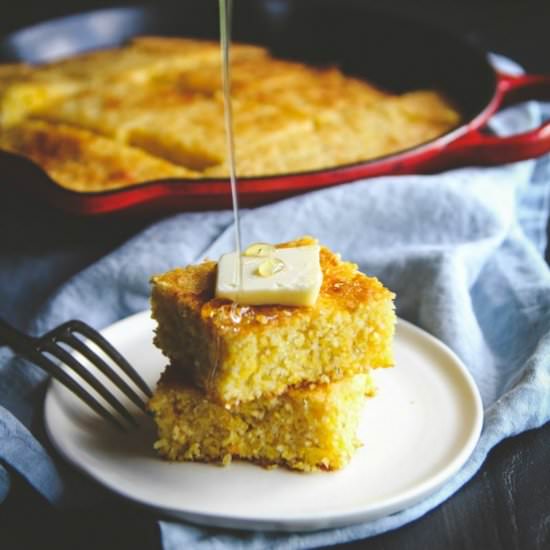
[{"xmin": 1, "ymin": 56, "xmax": 549, "ymax": 549}]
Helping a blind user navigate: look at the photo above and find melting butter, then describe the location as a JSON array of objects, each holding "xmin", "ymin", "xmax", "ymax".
[
  {"xmin": 244, "ymin": 242, "xmax": 276, "ymax": 257},
  {"xmin": 257, "ymin": 256, "xmax": 285, "ymax": 277},
  {"xmin": 216, "ymin": 245, "xmax": 323, "ymax": 306}
]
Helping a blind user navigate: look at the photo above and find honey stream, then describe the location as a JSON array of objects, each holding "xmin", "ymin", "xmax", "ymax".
[{"xmin": 219, "ymin": 0, "xmax": 243, "ymax": 321}]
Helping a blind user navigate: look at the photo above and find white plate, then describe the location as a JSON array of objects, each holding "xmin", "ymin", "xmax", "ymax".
[{"xmin": 44, "ymin": 311, "xmax": 483, "ymax": 532}]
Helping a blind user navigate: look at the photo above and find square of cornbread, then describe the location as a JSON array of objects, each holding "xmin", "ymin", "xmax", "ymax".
[
  {"xmin": 148, "ymin": 365, "xmax": 375, "ymax": 471},
  {"xmin": 150, "ymin": 236, "xmax": 395, "ymax": 405},
  {"xmin": 0, "ymin": 120, "xmax": 194, "ymax": 192}
]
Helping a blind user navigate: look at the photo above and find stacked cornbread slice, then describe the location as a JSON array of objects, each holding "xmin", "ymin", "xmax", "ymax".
[{"xmin": 148, "ymin": 237, "xmax": 396, "ymax": 471}]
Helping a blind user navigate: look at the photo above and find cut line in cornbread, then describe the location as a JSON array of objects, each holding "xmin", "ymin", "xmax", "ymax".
[
  {"xmin": 148, "ymin": 365, "xmax": 376, "ymax": 472},
  {"xmin": 0, "ymin": 119, "xmax": 195, "ymax": 191},
  {"xmin": 150, "ymin": 236, "xmax": 396, "ymax": 406}
]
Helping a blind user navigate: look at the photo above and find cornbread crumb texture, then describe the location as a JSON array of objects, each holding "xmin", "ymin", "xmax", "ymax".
[
  {"xmin": 148, "ymin": 365, "xmax": 375, "ymax": 471},
  {"xmin": 151, "ymin": 236, "xmax": 396, "ymax": 405},
  {"xmin": 0, "ymin": 36, "xmax": 461, "ymax": 191}
]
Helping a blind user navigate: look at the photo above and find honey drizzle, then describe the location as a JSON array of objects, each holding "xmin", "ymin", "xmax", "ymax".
[{"xmin": 219, "ymin": 0, "xmax": 243, "ymax": 324}]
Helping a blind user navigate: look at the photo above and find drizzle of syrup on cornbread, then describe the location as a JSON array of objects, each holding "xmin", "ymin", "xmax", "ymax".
[
  {"xmin": 219, "ymin": 0, "xmax": 244, "ymax": 323},
  {"xmin": 156, "ymin": 237, "xmax": 391, "ymax": 335},
  {"xmin": 201, "ymin": 240, "xmax": 395, "ymax": 333}
]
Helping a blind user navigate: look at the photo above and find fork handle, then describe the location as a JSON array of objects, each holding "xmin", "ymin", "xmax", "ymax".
[{"xmin": 0, "ymin": 318, "xmax": 37, "ymax": 357}]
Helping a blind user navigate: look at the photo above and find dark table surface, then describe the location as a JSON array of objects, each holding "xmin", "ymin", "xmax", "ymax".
[{"xmin": 0, "ymin": 1, "xmax": 549, "ymax": 549}]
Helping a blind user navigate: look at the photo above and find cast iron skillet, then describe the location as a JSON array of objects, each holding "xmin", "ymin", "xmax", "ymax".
[{"xmin": 1, "ymin": 1, "xmax": 550, "ymax": 216}]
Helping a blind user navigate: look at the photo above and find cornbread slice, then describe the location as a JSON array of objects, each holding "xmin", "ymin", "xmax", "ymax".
[
  {"xmin": 0, "ymin": 69, "xmax": 78, "ymax": 128},
  {"xmin": 36, "ymin": 77, "xmax": 317, "ymax": 171},
  {"xmin": 122, "ymin": 94, "xmax": 316, "ymax": 170},
  {"xmin": 0, "ymin": 120, "xmax": 194, "ymax": 191},
  {"xmin": 0, "ymin": 38, "xmax": 264, "ymax": 130},
  {"xmin": 148, "ymin": 365, "xmax": 375, "ymax": 471},
  {"xmin": 151, "ymin": 237, "xmax": 395, "ymax": 405}
]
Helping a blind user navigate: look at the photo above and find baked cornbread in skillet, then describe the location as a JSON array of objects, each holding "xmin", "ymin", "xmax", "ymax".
[
  {"xmin": 150, "ymin": 236, "xmax": 395, "ymax": 406},
  {"xmin": 148, "ymin": 365, "xmax": 375, "ymax": 471},
  {"xmin": 0, "ymin": 37, "xmax": 460, "ymax": 190}
]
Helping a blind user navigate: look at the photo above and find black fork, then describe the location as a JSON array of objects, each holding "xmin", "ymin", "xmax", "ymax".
[{"xmin": 0, "ymin": 318, "xmax": 152, "ymax": 431}]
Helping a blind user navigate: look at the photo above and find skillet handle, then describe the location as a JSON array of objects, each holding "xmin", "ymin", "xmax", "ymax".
[{"xmin": 437, "ymin": 72, "xmax": 550, "ymax": 167}]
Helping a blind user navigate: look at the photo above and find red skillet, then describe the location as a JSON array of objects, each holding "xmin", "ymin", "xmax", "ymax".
[{"xmin": 1, "ymin": 1, "xmax": 549, "ymax": 216}]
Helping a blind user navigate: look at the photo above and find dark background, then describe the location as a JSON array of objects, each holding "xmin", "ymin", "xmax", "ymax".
[
  {"xmin": 0, "ymin": 0, "xmax": 549, "ymax": 75},
  {"xmin": 0, "ymin": 1, "xmax": 549, "ymax": 549}
]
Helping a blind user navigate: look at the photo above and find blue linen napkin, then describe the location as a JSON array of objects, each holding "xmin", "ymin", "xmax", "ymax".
[{"xmin": 1, "ymin": 55, "xmax": 550, "ymax": 548}]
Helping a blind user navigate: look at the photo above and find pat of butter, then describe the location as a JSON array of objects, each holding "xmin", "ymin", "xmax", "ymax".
[{"xmin": 216, "ymin": 245, "xmax": 323, "ymax": 306}]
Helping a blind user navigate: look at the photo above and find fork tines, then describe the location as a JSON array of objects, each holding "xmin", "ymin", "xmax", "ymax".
[{"xmin": 39, "ymin": 320, "xmax": 152, "ymax": 431}]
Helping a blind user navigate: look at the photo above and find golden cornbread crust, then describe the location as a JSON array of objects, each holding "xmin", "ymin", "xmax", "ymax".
[
  {"xmin": 151, "ymin": 236, "xmax": 396, "ymax": 405},
  {"xmin": 0, "ymin": 37, "xmax": 460, "ymax": 191},
  {"xmin": 148, "ymin": 365, "xmax": 375, "ymax": 471},
  {"xmin": 0, "ymin": 120, "xmax": 194, "ymax": 191}
]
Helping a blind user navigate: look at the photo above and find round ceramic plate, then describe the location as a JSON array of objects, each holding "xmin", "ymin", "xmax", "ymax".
[{"xmin": 44, "ymin": 311, "xmax": 483, "ymax": 531}]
